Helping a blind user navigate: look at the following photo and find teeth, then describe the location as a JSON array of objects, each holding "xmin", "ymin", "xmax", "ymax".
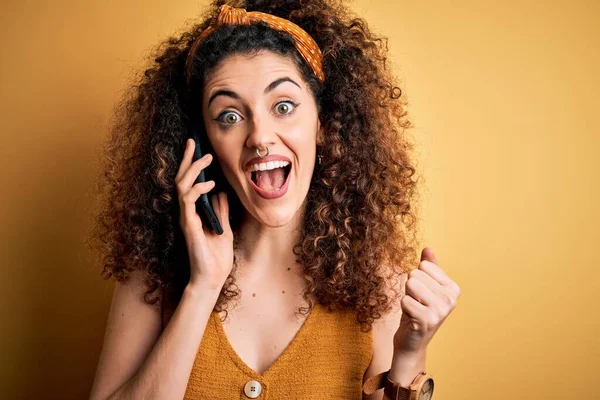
[{"xmin": 249, "ymin": 160, "xmax": 290, "ymax": 172}]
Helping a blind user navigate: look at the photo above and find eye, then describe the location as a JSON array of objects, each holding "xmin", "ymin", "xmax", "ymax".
[
  {"xmin": 274, "ymin": 100, "xmax": 299, "ymax": 116},
  {"xmin": 215, "ymin": 111, "xmax": 242, "ymax": 126}
]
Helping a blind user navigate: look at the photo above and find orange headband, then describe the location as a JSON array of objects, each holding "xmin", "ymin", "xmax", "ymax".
[{"xmin": 184, "ymin": 4, "xmax": 325, "ymax": 85}]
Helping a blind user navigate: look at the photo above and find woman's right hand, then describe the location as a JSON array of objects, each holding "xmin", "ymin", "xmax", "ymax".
[{"xmin": 175, "ymin": 138, "xmax": 234, "ymax": 291}]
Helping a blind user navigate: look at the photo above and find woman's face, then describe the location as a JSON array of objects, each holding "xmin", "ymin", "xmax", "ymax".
[{"xmin": 201, "ymin": 51, "xmax": 323, "ymax": 227}]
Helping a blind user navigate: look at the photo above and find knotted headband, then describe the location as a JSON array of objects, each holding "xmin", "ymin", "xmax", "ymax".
[{"xmin": 184, "ymin": 4, "xmax": 325, "ymax": 85}]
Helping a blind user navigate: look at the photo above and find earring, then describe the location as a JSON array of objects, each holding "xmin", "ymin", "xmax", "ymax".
[{"xmin": 317, "ymin": 154, "xmax": 323, "ymax": 165}]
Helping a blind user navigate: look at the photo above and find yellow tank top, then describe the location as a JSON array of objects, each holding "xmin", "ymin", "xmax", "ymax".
[{"xmin": 162, "ymin": 300, "xmax": 373, "ymax": 399}]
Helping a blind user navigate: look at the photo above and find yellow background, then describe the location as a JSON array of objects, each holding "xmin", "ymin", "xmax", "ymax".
[{"xmin": 1, "ymin": 0, "xmax": 598, "ymax": 398}]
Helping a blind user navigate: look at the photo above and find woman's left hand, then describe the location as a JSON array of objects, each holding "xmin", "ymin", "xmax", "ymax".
[{"xmin": 393, "ymin": 247, "xmax": 461, "ymax": 355}]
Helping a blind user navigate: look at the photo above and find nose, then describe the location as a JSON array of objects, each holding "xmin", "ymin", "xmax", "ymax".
[{"xmin": 244, "ymin": 112, "xmax": 278, "ymax": 151}]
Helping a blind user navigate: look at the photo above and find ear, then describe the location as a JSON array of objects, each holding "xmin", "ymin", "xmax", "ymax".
[{"xmin": 316, "ymin": 118, "xmax": 325, "ymax": 146}]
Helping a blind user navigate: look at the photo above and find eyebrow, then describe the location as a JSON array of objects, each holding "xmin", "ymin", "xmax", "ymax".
[{"xmin": 207, "ymin": 76, "xmax": 301, "ymax": 107}]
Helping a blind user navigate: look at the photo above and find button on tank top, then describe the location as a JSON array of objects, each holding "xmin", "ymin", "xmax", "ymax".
[{"xmin": 162, "ymin": 300, "xmax": 373, "ymax": 399}]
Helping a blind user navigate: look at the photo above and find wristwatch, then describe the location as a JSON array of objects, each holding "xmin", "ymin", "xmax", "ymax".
[{"xmin": 362, "ymin": 370, "xmax": 434, "ymax": 400}]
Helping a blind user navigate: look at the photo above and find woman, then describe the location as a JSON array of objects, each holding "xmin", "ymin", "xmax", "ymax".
[{"xmin": 88, "ymin": 1, "xmax": 461, "ymax": 399}]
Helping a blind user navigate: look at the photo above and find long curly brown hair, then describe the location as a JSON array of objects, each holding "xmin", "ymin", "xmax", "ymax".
[{"xmin": 87, "ymin": 0, "xmax": 422, "ymax": 332}]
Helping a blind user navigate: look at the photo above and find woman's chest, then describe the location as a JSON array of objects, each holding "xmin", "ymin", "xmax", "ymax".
[
  {"xmin": 185, "ymin": 287, "xmax": 373, "ymax": 400},
  {"xmin": 217, "ymin": 288, "xmax": 314, "ymax": 375}
]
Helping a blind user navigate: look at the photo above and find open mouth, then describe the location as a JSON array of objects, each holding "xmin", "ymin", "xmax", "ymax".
[
  {"xmin": 246, "ymin": 161, "xmax": 292, "ymax": 199},
  {"xmin": 250, "ymin": 163, "xmax": 292, "ymax": 191}
]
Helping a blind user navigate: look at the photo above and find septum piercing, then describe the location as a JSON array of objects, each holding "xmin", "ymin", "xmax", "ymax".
[{"xmin": 256, "ymin": 146, "xmax": 269, "ymax": 158}]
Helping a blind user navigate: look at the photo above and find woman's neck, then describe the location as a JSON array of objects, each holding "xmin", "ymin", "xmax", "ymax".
[{"xmin": 233, "ymin": 207, "xmax": 305, "ymax": 277}]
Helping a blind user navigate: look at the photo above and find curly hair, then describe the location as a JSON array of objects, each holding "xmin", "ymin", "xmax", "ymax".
[{"xmin": 87, "ymin": 0, "xmax": 422, "ymax": 332}]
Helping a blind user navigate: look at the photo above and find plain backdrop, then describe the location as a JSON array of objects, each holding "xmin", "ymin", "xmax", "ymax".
[{"xmin": 1, "ymin": 0, "xmax": 598, "ymax": 398}]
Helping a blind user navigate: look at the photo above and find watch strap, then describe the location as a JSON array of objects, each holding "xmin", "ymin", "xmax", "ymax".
[
  {"xmin": 362, "ymin": 370, "xmax": 412, "ymax": 400},
  {"xmin": 384, "ymin": 372, "xmax": 412, "ymax": 400},
  {"xmin": 362, "ymin": 370, "xmax": 387, "ymax": 395}
]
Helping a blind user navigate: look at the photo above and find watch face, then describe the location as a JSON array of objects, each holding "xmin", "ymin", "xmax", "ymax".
[{"xmin": 417, "ymin": 378, "xmax": 434, "ymax": 400}]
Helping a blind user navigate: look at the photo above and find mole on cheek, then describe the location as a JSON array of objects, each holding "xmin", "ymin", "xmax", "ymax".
[{"xmin": 252, "ymin": 293, "xmax": 256, "ymax": 297}]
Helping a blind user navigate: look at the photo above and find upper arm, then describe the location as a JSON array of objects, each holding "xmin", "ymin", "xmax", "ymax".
[
  {"xmin": 362, "ymin": 273, "xmax": 407, "ymax": 400},
  {"xmin": 89, "ymin": 270, "xmax": 163, "ymax": 400}
]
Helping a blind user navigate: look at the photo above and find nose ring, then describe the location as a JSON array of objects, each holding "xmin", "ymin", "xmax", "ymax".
[{"xmin": 255, "ymin": 146, "xmax": 269, "ymax": 158}]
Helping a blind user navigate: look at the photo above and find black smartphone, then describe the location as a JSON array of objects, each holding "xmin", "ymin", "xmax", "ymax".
[{"xmin": 190, "ymin": 128, "xmax": 224, "ymax": 235}]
